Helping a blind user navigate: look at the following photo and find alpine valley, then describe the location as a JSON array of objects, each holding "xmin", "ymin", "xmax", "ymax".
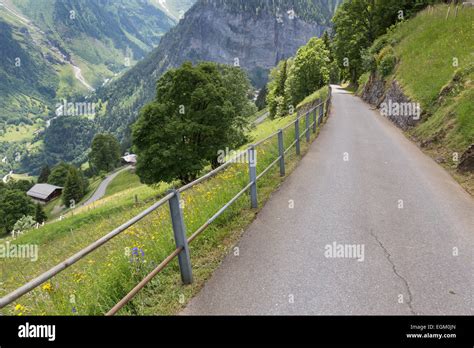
[{"xmin": 0, "ymin": 0, "xmax": 341, "ymax": 176}]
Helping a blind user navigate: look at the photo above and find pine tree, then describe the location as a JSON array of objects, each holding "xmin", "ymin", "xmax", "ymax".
[
  {"xmin": 62, "ymin": 167, "xmax": 85, "ymax": 207},
  {"xmin": 35, "ymin": 203, "xmax": 47, "ymax": 224},
  {"xmin": 255, "ymin": 85, "xmax": 268, "ymax": 110},
  {"xmin": 37, "ymin": 165, "xmax": 51, "ymax": 183}
]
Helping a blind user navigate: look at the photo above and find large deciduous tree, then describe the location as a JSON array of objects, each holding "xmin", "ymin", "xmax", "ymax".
[
  {"xmin": 48, "ymin": 162, "xmax": 74, "ymax": 187},
  {"xmin": 267, "ymin": 59, "xmax": 290, "ymax": 119},
  {"xmin": 132, "ymin": 61, "xmax": 256, "ymax": 184},
  {"xmin": 287, "ymin": 37, "xmax": 330, "ymax": 106},
  {"xmin": 89, "ymin": 133, "xmax": 122, "ymax": 173}
]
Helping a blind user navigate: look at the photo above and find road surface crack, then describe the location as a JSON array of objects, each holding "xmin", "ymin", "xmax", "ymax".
[{"xmin": 369, "ymin": 230, "xmax": 417, "ymax": 315}]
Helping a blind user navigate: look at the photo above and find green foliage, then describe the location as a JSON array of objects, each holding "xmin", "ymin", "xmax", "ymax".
[
  {"xmin": 35, "ymin": 203, "xmax": 47, "ymax": 224},
  {"xmin": 376, "ymin": 46, "xmax": 397, "ymax": 77},
  {"xmin": 332, "ymin": 0, "xmax": 438, "ymax": 84},
  {"xmin": 267, "ymin": 60, "xmax": 291, "ymax": 119},
  {"xmin": 0, "ymin": 189, "xmax": 35, "ymax": 235},
  {"xmin": 43, "ymin": 116, "xmax": 96, "ymax": 165},
  {"xmin": 267, "ymin": 37, "xmax": 330, "ymax": 118},
  {"xmin": 287, "ymin": 37, "xmax": 330, "ymax": 106},
  {"xmin": 132, "ymin": 61, "xmax": 255, "ymax": 184},
  {"xmin": 6, "ymin": 179, "xmax": 34, "ymax": 193},
  {"xmin": 13, "ymin": 215, "xmax": 36, "ymax": 233},
  {"xmin": 48, "ymin": 162, "xmax": 74, "ymax": 187},
  {"xmin": 255, "ymin": 85, "xmax": 268, "ymax": 111},
  {"xmin": 62, "ymin": 166, "xmax": 85, "ymax": 207},
  {"xmin": 322, "ymin": 30, "xmax": 340, "ymax": 84},
  {"xmin": 37, "ymin": 165, "xmax": 51, "ymax": 183},
  {"xmin": 89, "ymin": 134, "xmax": 122, "ymax": 173}
]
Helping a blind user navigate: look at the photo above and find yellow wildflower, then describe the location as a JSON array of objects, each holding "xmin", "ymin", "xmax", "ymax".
[
  {"xmin": 42, "ymin": 282, "xmax": 53, "ymax": 292},
  {"xmin": 15, "ymin": 304, "xmax": 25, "ymax": 311}
]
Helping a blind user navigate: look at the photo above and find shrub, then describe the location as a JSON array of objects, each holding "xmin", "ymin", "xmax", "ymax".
[
  {"xmin": 377, "ymin": 46, "xmax": 397, "ymax": 78},
  {"xmin": 357, "ymin": 72, "xmax": 371, "ymax": 90}
]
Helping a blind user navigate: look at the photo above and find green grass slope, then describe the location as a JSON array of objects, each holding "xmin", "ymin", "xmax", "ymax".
[
  {"xmin": 361, "ymin": 4, "xmax": 473, "ymax": 192},
  {"xmin": 11, "ymin": 0, "xmax": 175, "ymax": 77},
  {"xmin": 0, "ymin": 87, "xmax": 330, "ymax": 315}
]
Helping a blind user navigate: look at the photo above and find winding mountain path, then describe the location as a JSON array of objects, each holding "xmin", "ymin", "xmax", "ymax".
[
  {"xmin": 0, "ymin": 1, "xmax": 94, "ymax": 91},
  {"xmin": 183, "ymin": 85, "xmax": 474, "ymax": 315},
  {"xmin": 82, "ymin": 166, "xmax": 131, "ymax": 207}
]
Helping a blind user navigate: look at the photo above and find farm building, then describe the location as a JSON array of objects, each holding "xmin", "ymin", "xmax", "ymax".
[
  {"xmin": 122, "ymin": 154, "xmax": 137, "ymax": 166},
  {"xmin": 27, "ymin": 184, "xmax": 63, "ymax": 203}
]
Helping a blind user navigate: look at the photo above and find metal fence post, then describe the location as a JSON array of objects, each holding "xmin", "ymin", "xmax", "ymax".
[
  {"xmin": 312, "ymin": 107, "xmax": 317, "ymax": 133},
  {"xmin": 319, "ymin": 102, "xmax": 324, "ymax": 124},
  {"xmin": 278, "ymin": 129, "xmax": 285, "ymax": 177},
  {"xmin": 249, "ymin": 145, "xmax": 258, "ymax": 209},
  {"xmin": 305, "ymin": 112, "xmax": 310, "ymax": 143},
  {"xmin": 168, "ymin": 190, "xmax": 193, "ymax": 284},
  {"xmin": 295, "ymin": 117, "xmax": 300, "ymax": 155}
]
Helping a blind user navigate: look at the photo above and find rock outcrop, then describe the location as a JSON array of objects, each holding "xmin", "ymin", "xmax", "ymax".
[
  {"xmin": 360, "ymin": 74, "xmax": 420, "ymax": 130},
  {"xmin": 458, "ymin": 145, "xmax": 474, "ymax": 172},
  {"xmin": 98, "ymin": 0, "xmax": 342, "ymax": 140}
]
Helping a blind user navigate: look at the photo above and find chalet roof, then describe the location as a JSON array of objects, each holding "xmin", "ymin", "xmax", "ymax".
[
  {"xmin": 122, "ymin": 154, "xmax": 137, "ymax": 163},
  {"xmin": 27, "ymin": 184, "xmax": 63, "ymax": 200}
]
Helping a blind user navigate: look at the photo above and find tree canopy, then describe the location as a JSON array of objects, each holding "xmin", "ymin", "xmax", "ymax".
[
  {"xmin": 287, "ymin": 37, "xmax": 330, "ymax": 106},
  {"xmin": 132, "ymin": 61, "xmax": 256, "ymax": 184},
  {"xmin": 89, "ymin": 133, "xmax": 122, "ymax": 173},
  {"xmin": 62, "ymin": 166, "xmax": 86, "ymax": 207},
  {"xmin": 0, "ymin": 189, "xmax": 35, "ymax": 235},
  {"xmin": 332, "ymin": 0, "xmax": 438, "ymax": 84},
  {"xmin": 48, "ymin": 162, "xmax": 74, "ymax": 187},
  {"xmin": 37, "ymin": 165, "xmax": 51, "ymax": 183},
  {"xmin": 267, "ymin": 37, "xmax": 330, "ymax": 119}
]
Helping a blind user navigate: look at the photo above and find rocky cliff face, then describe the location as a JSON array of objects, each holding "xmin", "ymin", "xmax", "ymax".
[
  {"xmin": 97, "ymin": 0, "xmax": 342, "ymax": 142},
  {"xmin": 360, "ymin": 74, "xmax": 420, "ymax": 130},
  {"xmin": 160, "ymin": 0, "xmax": 334, "ymax": 86}
]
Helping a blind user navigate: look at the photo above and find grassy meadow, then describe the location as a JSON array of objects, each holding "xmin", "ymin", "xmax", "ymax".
[{"xmin": 0, "ymin": 87, "xmax": 330, "ymax": 316}]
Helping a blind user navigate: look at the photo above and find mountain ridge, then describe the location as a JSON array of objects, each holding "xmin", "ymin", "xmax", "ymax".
[{"xmin": 96, "ymin": 0, "xmax": 342, "ymax": 146}]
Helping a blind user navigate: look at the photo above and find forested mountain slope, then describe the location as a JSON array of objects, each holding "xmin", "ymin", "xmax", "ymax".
[
  {"xmin": 10, "ymin": 0, "xmax": 175, "ymax": 85},
  {"xmin": 150, "ymin": 0, "xmax": 197, "ymax": 20},
  {"xmin": 0, "ymin": 0, "xmax": 179, "ymax": 175},
  {"xmin": 96, "ymin": 0, "xmax": 342, "ymax": 146}
]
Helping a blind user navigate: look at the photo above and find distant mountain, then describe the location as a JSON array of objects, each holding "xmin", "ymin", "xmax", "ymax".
[
  {"xmin": 97, "ymin": 0, "xmax": 343, "ymax": 145},
  {"xmin": 0, "ymin": 17, "xmax": 57, "ymax": 124},
  {"xmin": 0, "ymin": 0, "xmax": 176, "ymax": 120},
  {"xmin": 10, "ymin": 0, "xmax": 176, "ymax": 84},
  {"xmin": 150, "ymin": 0, "xmax": 197, "ymax": 21},
  {"xmin": 0, "ymin": 0, "xmax": 179, "ymax": 175}
]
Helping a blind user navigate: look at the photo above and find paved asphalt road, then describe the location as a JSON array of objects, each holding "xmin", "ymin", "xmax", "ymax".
[
  {"xmin": 82, "ymin": 166, "xmax": 131, "ymax": 207},
  {"xmin": 254, "ymin": 111, "xmax": 269, "ymax": 125},
  {"xmin": 183, "ymin": 85, "xmax": 474, "ymax": 315}
]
